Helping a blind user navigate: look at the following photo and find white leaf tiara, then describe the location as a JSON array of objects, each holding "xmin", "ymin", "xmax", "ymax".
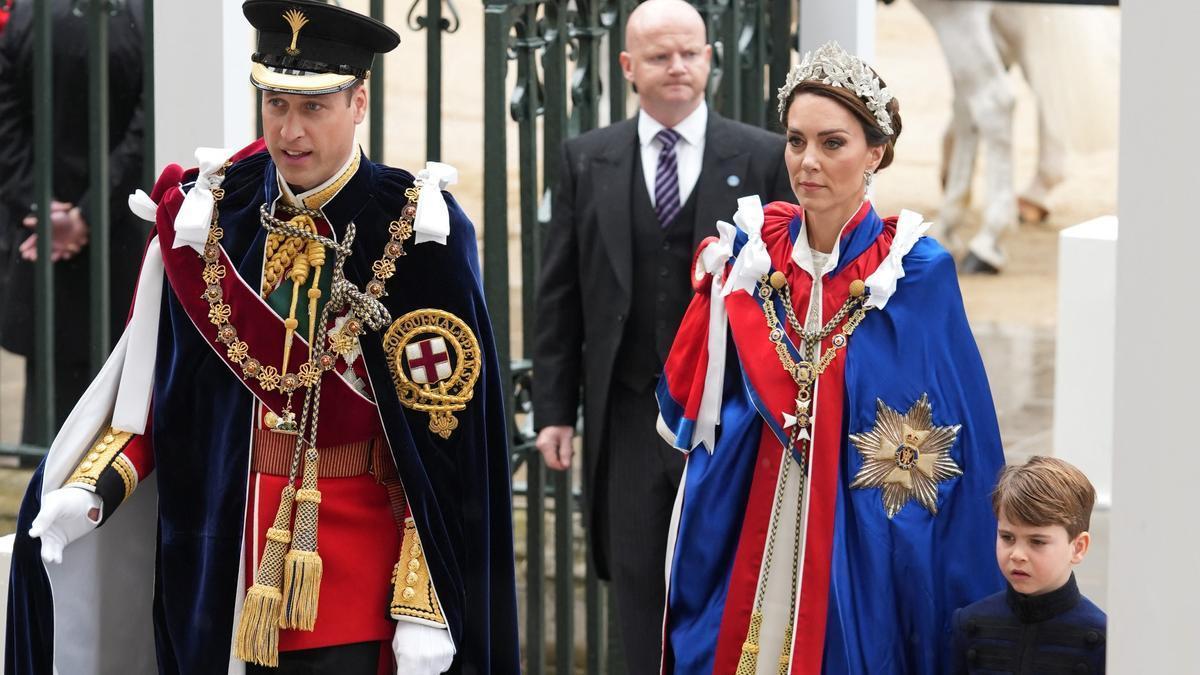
[{"xmin": 776, "ymin": 41, "xmax": 894, "ymax": 136}]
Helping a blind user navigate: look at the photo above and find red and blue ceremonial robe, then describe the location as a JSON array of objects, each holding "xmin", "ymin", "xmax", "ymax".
[{"xmin": 657, "ymin": 198, "xmax": 1005, "ymax": 674}]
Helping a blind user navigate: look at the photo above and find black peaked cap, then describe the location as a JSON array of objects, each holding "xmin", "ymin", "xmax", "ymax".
[{"xmin": 244, "ymin": 0, "xmax": 400, "ymax": 93}]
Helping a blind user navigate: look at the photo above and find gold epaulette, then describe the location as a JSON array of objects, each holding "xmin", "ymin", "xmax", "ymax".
[
  {"xmin": 65, "ymin": 427, "xmax": 137, "ymax": 501},
  {"xmin": 390, "ymin": 517, "xmax": 446, "ymax": 626}
]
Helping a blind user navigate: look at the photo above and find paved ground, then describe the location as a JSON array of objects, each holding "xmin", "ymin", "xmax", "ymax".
[{"xmin": 0, "ymin": 0, "xmax": 1117, "ymax": 665}]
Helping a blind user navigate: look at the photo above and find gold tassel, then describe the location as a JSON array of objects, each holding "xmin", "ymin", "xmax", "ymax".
[
  {"xmin": 235, "ymin": 585, "xmax": 282, "ymax": 667},
  {"xmin": 736, "ymin": 610, "xmax": 764, "ymax": 675},
  {"xmin": 280, "ymin": 548, "xmax": 323, "ymax": 630},
  {"xmin": 777, "ymin": 621, "xmax": 794, "ymax": 675},
  {"xmin": 280, "ymin": 445, "xmax": 323, "ymax": 629},
  {"xmin": 234, "ymin": 485, "xmax": 296, "ymax": 666}
]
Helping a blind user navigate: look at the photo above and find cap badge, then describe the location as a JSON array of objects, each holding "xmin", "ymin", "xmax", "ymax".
[{"xmin": 282, "ymin": 8, "xmax": 309, "ymax": 56}]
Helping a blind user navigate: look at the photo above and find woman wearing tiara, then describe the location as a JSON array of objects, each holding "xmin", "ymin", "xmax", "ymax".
[{"xmin": 656, "ymin": 42, "xmax": 1004, "ymax": 673}]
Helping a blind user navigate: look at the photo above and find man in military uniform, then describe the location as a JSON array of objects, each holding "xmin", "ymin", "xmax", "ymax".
[{"xmin": 7, "ymin": 2, "xmax": 519, "ymax": 673}]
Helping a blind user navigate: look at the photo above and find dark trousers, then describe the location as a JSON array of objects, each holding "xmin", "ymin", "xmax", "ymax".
[
  {"xmin": 604, "ymin": 382, "xmax": 685, "ymax": 675},
  {"xmin": 245, "ymin": 640, "xmax": 382, "ymax": 675}
]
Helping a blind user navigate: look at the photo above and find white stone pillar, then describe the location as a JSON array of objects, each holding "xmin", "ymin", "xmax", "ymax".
[
  {"xmin": 1109, "ymin": 0, "xmax": 1200, "ymax": 668},
  {"xmin": 153, "ymin": 0, "xmax": 256, "ymax": 172},
  {"xmin": 798, "ymin": 0, "xmax": 875, "ymax": 63},
  {"xmin": 1053, "ymin": 217, "xmax": 1116, "ymax": 507},
  {"xmin": 0, "ymin": 534, "xmax": 12, "ymax": 665}
]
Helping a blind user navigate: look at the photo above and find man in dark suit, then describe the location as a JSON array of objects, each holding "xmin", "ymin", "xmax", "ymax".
[
  {"xmin": 0, "ymin": 0, "xmax": 146, "ymax": 441},
  {"xmin": 532, "ymin": 0, "xmax": 795, "ymax": 669}
]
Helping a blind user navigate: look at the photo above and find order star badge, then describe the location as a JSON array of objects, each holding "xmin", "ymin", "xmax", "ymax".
[
  {"xmin": 382, "ymin": 309, "xmax": 481, "ymax": 439},
  {"xmin": 848, "ymin": 393, "xmax": 962, "ymax": 519}
]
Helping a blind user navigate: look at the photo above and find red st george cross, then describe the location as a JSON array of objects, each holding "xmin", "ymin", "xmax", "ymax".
[{"xmin": 405, "ymin": 337, "xmax": 453, "ymax": 384}]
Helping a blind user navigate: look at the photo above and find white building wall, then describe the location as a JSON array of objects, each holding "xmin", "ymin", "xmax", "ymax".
[
  {"xmin": 153, "ymin": 0, "xmax": 255, "ymax": 172},
  {"xmin": 798, "ymin": 0, "xmax": 876, "ymax": 63},
  {"xmin": 1108, "ymin": 0, "xmax": 1200, "ymax": 667}
]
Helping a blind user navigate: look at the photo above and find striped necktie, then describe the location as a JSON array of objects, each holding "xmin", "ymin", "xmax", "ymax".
[{"xmin": 654, "ymin": 127, "xmax": 682, "ymax": 228}]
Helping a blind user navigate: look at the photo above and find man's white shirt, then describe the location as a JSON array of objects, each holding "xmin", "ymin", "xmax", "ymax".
[{"xmin": 638, "ymin": 102, "xmax": 708, "ymax": 209}]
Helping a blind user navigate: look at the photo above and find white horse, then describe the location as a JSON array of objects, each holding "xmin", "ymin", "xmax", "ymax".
[{"xmin": 909, "ymin": 0, "xmax": 1119, "ymax": 273}]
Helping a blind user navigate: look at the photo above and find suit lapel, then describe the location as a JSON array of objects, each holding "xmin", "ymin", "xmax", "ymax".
[
  {"xmin": 692, "ymin": 112, "xmax": 754, "ymax": 251},
  {"xmin": 593, "ymin": 120, "xmax": 638, "ymax": 299}
]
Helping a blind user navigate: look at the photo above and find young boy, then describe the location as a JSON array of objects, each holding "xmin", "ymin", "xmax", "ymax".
[{"xmin": 952, "ymin": 456, "xmax": 1107, "ymax": 673}]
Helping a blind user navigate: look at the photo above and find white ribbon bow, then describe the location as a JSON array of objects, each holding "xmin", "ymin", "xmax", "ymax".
[
  {"xmin": 127, "ymin": 189, "xmax": 158, "ymax": 223},
  {"xmin": 692, "ymin": 219, "xmax": 738, "ymax": 454},
  {"xmin": 721, "ymin": 195, "xmax": 770, "ymax": 297},
  {"xmin": 413, "ymin": 161, "xmax": 460, "ymax": 246},
  {"xmin": 173, "ymin": 147, "xmax": 230, "ymax": 252},
  {"xmin": 864, "ymin": 209, "xmax": 930, "ymax": 310}
]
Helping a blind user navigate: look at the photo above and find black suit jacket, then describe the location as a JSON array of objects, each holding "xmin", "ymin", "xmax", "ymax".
[
  {"xmin": 532, "ymin": 109, "xmax": 795, "ymax": 558},
  {"xmin": 0, "ymin": 0, "xmax": 145, "ymax": 358}
]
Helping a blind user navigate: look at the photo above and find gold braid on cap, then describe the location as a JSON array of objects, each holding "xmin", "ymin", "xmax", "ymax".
[{"xmin": 776, "ymin": 40, "xmax": 894, "ymax": 135}]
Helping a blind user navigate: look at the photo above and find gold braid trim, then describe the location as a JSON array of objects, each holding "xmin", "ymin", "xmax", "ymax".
[
  {"xmin": 65, "ymin": 428, "xmax": 135, "ymax": 488},
  {"xmin": 110, "ymin": 455, "xmax": 138, "ymax": 502},
  {"xmin": 261, "ymin": 234, "xmax": 306, "ymax": 297},
  {"xmin": 390, "ymin": 517, "xmax": 446, "ymax": 625},
  {"xmin": 302, "ymin": 148, "xmax": 360, "ymax": 210}
]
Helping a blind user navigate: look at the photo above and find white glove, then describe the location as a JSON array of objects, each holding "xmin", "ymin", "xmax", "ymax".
[
  {"xmin": 392, "ymin": 621, "xmax": 455, "ymax": 674},
  {"xmin": 28, "ymin": 487, "xmax": 102, "ymax": 565}
]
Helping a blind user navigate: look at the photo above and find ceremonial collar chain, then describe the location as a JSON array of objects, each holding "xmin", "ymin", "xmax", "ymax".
[
  {"xmin": 200, "ymin": 184, "xmax": 420, "ymax": 406},
  {"xmin": 735, "ymin": 270, "xmax": 872, "ymax": 673},
  {"xmin": 776, "ymin": 40, "xmax": 894, "ymax": 135}
]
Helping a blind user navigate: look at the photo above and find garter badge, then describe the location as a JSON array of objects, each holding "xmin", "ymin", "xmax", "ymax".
[
  {"xmin": 383, "ymin": 310, "xmax": 481, "ymax": 439},
  {"xmin": 848, "ymin": 393, "xmax": 962, "ymax": 519}
]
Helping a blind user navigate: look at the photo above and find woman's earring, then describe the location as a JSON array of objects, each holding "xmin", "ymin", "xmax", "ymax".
[{"xmin": 864, "ymin": 170, "xmax": 874, "ymax": 193}]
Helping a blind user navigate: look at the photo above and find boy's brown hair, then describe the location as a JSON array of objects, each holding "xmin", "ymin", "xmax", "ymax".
[{"xmin": 991, "ymin": 456, "xmax": 1096, "ymax": 539}]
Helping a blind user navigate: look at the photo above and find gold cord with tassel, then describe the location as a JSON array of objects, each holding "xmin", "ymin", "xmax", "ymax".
[
  {"xmin": 237, "ymin": 196, "xmax": 361, "ymax": 664},
  {"xmin": 280, "ymin": 444, "xmax": 323, "ymax": 629},
  {"xmin": 304, "ymin": 238, "xmax": 325, "ymax": 348},
  {"xmin": 234, "ymin": 485, "xmax": 296, "ymax": 667},
  {"xmin": 736, "ymin": 610, "xmax": 764, "ymax": 674},
  {"xmin": 279, "ymin": 215, "xmax": 316, "ymax": 375},
  {"xmin": 280, "ymin": 251, "xmax": 310, "ymax": 376},
  {"xmin": 777, "ymin": 622, "xmax": 794, "ymax": 675}
]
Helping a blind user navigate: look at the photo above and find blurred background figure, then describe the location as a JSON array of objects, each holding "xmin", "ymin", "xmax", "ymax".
[
  {"xmin": 0, "ymin": 1, "xmax": 13, "ymax": 34},
  {"xmin": 0, "ymin": 0, "xmax": 146, "ymax": 442},
  {"xmin": 909, "ymin": 0, "xmax": 1119, "ymax": 274}
]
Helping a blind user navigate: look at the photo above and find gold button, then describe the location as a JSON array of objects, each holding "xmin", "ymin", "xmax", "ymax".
[
  {"xmin": 402, "ymin": 587, "xmax": 416, "ymax": 600},
  {"xmin": 88, "ymin": 453, "xmax": 100, "ymax": 462},
  {"xmin": 406, "ymin": 572, "xmax": 419, "ymax": 585},
  {"xmin": 103, "ymin": 434, "xmax": 115, "ymax": 443},
  {"xmin": 80, "ymin": 462, "xmax": 94, "ymax": 471},
  {"xmin": 408, "ymin": 559, "xmax": 420, "ymax": 571},
  {"xmin": 411, "ymin": 544, "xmax": 422, "ymax": 557},
  {"xmin": 769, "ymin": 271, "xmax": 787, "ymax": 290},
  {"xmin": 95, "ymin": 443, "xmax": 107, "ymax": 452},
  {"xmin": 849, "ymin": 279, "xmax": 866, "ymax": 298}
]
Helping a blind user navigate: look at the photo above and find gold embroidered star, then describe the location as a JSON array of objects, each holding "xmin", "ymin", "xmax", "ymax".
[{"xmin": 848, "ymin": 393, "xmax": 962, "ymax": 519}]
